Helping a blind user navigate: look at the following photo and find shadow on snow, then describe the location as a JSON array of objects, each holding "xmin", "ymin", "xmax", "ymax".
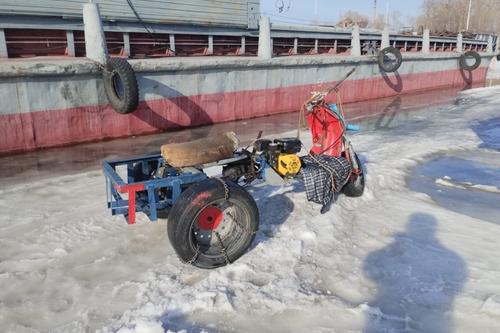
[{"xmin": 363, "ymin": 212, "xmax": 467, "ymax": 333}]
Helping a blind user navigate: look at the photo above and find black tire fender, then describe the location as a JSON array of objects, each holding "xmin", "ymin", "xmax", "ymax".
[
  {"xmin": 342, "ymin": 153, "xmax": 365, "ymax": 197},
  {"xmin": 167, "ymin": 178, "xmax": 259, "ymax": 269},
  {"xmin": 103, "ymin": 57, "xmax": 139, "ymax": 114},
  {"xmin": 378, "ymin": 46, "xmax": 403, "ymax": 73},
  {"xmin": 459, "ymin": 51, "xmax": 481, "ymax": 71}
]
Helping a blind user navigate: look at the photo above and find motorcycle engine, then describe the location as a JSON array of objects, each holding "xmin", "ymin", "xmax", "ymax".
[{"xmin": 254, "ymin": 138, "xmax": 302, "ymax": 178}]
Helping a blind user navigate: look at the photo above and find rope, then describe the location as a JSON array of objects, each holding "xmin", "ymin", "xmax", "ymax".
[
  {"xmin": 314, "ymin": 90, "xmax": 348, "ymax": 156},
  {"xmin": 126, "ymin": 0, "xmax": 174, "ymax": 53},
  {"xmin": 295, "ymin": 69, "xmax": 356, "ymax": 192},
  {"xmin": 298, "ymin": 90, "xmax": 352, "ymax": 193},
  {"xmin": 125, "ymin": 0, "xmax": 154, "ymax": 38},
  {"xmin": 296, "ymin": 104, "xmax": 304, "ymax": 139},
  {"xmin": 302, "ymin": 145, "xmax": 340, "ymax": 192},
  {"xmin": 296, "ymin": 68, "xmax": 355, "ymax": 139}
]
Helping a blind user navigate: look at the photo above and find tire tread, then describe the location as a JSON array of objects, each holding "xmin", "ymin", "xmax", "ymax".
[{"xmin": 103, "ymin": 57, "xmax": 139, "ymax": 114}]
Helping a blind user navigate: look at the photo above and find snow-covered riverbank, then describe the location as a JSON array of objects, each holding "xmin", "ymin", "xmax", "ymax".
[{"xmin": 1, "ymin": 87, "xmax": 500, "ymax": 333}]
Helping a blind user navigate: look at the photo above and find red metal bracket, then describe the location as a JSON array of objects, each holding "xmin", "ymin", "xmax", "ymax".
[{"xmin": 114, "ymin": 183, "xmax": 145, "ymax": 224}]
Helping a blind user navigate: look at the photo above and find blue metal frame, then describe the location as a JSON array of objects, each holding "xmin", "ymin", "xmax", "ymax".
[{"xmin": 102, "ymin": 154, "xmax": 207, "ymax": 223}]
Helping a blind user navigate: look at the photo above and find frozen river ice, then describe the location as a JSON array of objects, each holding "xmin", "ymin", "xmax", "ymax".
[
  {"xmin": 409, "ymin": 153, "xmax": 500, "ymax": 224},
  {"xmin": 0, "ymin": 86, "xmax": 500, "ymax": 333},
  {"xmin": 408, "ymin": 113, "xmax": 500, "ymax": 224}
]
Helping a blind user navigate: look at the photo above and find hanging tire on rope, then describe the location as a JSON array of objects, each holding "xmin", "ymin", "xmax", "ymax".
[
  {"xmin": 459, "ymin": 51, "xmax": 481, "ymax": 71},
  {"xmin": 167, "ymin": 178, "xmax": 259, "ymax": 269},
  {"xmin": 342, "ymin": 153, "xmax": 365, "ymax": 197},
  {"xmin": 378, "ymin": 46, "xmax": 403, "ymax": 73},
  {"xmin": 103, "ymin": 57, "xmax": 139, "ymax": 114}
]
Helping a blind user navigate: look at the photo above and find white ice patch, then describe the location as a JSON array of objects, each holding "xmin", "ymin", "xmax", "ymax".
[{"xmin": 435, "ymin": 176, "xmax": 500, "ymax": 194}]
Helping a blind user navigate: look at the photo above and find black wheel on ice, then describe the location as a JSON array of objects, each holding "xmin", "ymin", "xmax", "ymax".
[
  {"xmin": 342, "ymin": 153, "xmax": 365, "ymax": 197},
  {"xmin": 167, "ymin": 178, "xmax": 259, "ymax": 269}
]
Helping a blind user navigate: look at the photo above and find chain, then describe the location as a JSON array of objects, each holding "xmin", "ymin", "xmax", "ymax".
[
  {"xmin": 88, "ymin": 58, "xmax": 118, "ymax": 76},
  {"xmin": 185, "ymin": 244, "xmax": 200, "ymax": 265},
  {"xmin": 215, "ymin": 232, "xmax": 231, "ymax": 265},
  {"xmin": 96, "ymin": 63, "xmax": 114, "ymax": 75},
  {"xmin": 215, "ymin": 177, "xmax": 229, "ymax": 200},
  {"xmin": 216, "ymin": 177, "xmax": 256, "ymax": 235},
  {"xmin": 226, "ymin": 210, "xmax": 257, "ymax": 235}
]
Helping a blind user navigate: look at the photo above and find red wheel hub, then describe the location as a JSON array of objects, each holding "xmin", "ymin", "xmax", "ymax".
[{"xmin": 197, "ymin": 206, "xmax": 223, "ymax": 230}]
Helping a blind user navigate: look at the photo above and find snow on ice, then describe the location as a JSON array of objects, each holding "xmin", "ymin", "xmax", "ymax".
[{"xmin": 1, "ymin": 87, "xmax": 500, "ymax": 333}]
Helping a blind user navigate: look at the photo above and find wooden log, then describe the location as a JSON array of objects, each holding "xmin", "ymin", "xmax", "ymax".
[{"xmin": 161, "ymin": 132, "xmax": 239, "ymax": 167}]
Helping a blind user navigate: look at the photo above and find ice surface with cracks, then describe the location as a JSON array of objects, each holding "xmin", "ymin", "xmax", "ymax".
[{"xmin": 0, "ymin": 87, "xmax": 500, "ymax": 333}]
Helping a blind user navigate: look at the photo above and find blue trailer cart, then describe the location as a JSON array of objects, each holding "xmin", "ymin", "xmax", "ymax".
[{"xmin": 102, "ymin": 154, "xmax": 208, "ymax": 224}]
